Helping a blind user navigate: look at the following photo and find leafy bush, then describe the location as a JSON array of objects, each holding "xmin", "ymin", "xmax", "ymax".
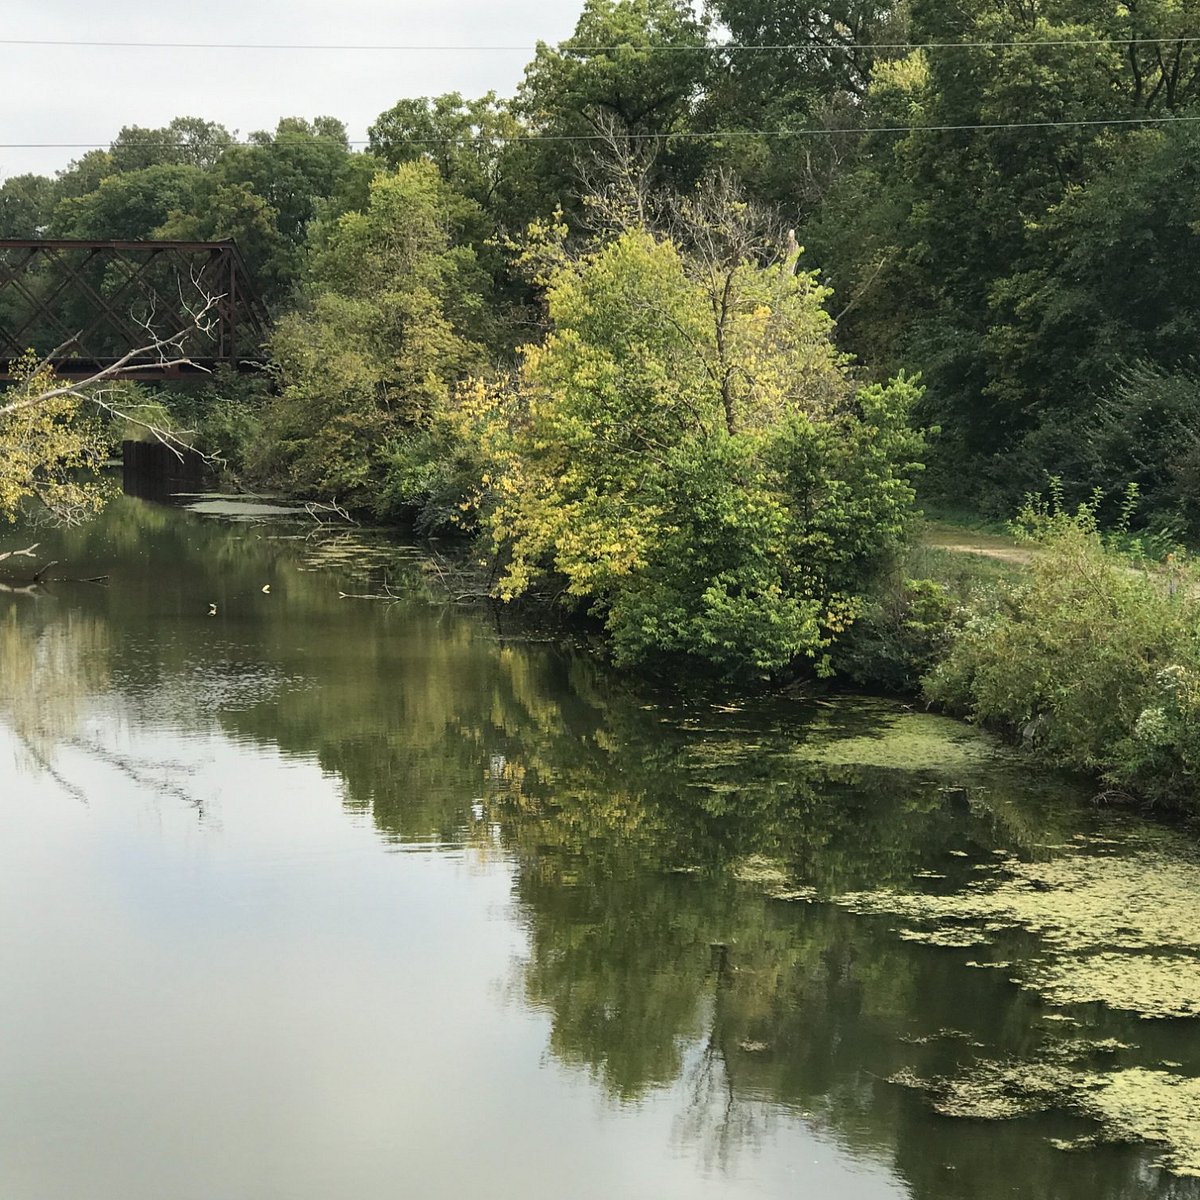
[
  {"xmin": 925, "ymin": 495, "xmax": 1200, "ymax": 808},
  {"xmin": 835, "ymin": 575, "xmax": 957, "ymax": 693}
]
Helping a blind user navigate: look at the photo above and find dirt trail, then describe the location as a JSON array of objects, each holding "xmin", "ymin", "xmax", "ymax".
[{"xmin": 920, "ymin": 523, "xmax": 1036, "ymax": 565}]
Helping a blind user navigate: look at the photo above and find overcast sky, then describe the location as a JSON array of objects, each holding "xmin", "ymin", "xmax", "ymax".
[{"xmin": 1, "ymin": 0, "xmax": 590, "ymax": 181}]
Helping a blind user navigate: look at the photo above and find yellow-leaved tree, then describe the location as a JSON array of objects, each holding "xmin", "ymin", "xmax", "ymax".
[
  {"xmin": 456, "ymin": 182, "xmax": 924, "ymax": 677},
  {"xmin": 0, "ymin": 355, "xmax": 112, "ymax": 525}
]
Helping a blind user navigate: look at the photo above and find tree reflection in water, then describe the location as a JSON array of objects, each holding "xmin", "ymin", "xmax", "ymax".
[{"xmin": 1, "ymin": 496, "xmax": 1195, "ymax": 1200}]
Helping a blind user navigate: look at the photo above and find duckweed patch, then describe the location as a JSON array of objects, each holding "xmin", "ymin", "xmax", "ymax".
[
  {"xmin": 731, "ymin": 854, "xmax": 817, "ymax": 902},
  {"xmin": 862, "ymin": 825, "xmax": 1200, "ymax": 1175},
  {"xmin": 898, "ymin": 1057, "xmax": 1200, "ymax": 1177},
  {"xmin": 1027, "ymin": 954, "xmax": 1200, "ymax": 1020},
  {"xmin": 792, "ymin": 708, "xmax": 1004, "ymax": 772},
  {"xmin": 836, "ymin": 832, "xmax": 1200, "ymax": 1018},
  {"xmin": 897, "ymin": 927, "xmax": 992, "ymax": 947}
]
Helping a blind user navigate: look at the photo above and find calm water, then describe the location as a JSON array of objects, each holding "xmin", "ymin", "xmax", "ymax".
[{"xmin": 2, "ymin": 497, "xmax": 1199, "ymax": 1200}]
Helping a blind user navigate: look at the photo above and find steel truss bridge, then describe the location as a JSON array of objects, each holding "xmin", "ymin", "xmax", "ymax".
[{"xmin": 0, "ymin": 239, "xmax": 269, "ymax": 381}]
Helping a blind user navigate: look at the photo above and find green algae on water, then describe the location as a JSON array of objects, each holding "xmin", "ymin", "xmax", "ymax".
[
  {"xmin": 836, "ymin": 835, "xmax": 1200, "ymax": 1019},
  {"xmin": 897, "ymin": 926, "xmax": 992, "ymax": 947},
  {"xmin": 897, "ymin": 1056, "xmax": 1200, "ymax": 1177},
  {"xmin": 857, "ymin": 822, "xmax": 1200, "ymax": 1176},
  {"xmin": 791, "ymin": 705, "xmax": 1005, "ymax": 772},
  {"xmin": 731, "ymin": 855, "xmax": 817, "ymax": 902},
  {"xmin": 1027, "ymin": 953, "xmax": 1200, "ymax": 1020}
]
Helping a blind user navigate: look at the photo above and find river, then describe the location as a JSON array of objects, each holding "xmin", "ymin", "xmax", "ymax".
[{"xmin": 2, "ymin": 495, "xmax": 1199, "ymax": 1199}]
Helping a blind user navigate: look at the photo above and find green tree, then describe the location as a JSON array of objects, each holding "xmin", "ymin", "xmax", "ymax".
[
  {"xmin": 257, "ymin": 161, "xmax": 489, "ymax": 515},
  {"xmin": 109, "ymin": 117, "xmax": 235, "ymax": 172},
  {"xmin": 0, "ymin": 317, "xmax": 212, "ymax": 525},
  {"xmin": 507, "ymin": 0, "xmax": 714, "ymax": 224},
  {"xmin": 795, "ymin": 0, "xmax": 1200, "ymax": 509},
  {"xmin": 0, "ymin": 174, "xmax": 56, "ymax": 237},
  {"xmin": 54, "ymin": 150, "xmax": 116, "ymax": 200},
  {"xmin": 699, "ymin": 0, "xmax": 909, "ymax": 212},
  {"xmin": 51, "ymin": 163, "xmax": 206, "ymax": 239},
  {"xmin": 0, "ymin": 357, "xmax": 110, "ymax": 524},
  {"xmin": 153, "ymin": 178, "xmax": 290, "ymax": 304},
  {"xmin": 368, "ymin": 92, "xmax": 523, "ymax": 209},
  {"xmin": 463, "ymin": 204, "xmax": 923, "ymax": 677},
  {"xmin": 215, "ymin": 117, "xmax": 378, "ymax": 248}
]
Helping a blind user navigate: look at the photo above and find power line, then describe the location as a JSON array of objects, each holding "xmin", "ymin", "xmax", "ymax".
[
  {"xmin": 2, "ymin": 113, "xmax": 1198, "ymax": 155},
  {"xmin": 1, "ymin": 35, "xmax": 1199, "ymax": 52}
]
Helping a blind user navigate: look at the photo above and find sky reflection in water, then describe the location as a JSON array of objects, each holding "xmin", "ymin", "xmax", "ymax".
[{"xmin": 0, "ymin": 497, "xmax": 1195, "ymax": 1200}]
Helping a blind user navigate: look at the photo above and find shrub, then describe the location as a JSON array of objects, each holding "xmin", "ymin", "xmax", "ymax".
[
  {"xmin": 835, "ymin": 575, "xmax": 957, "ymax": 693},
  {"xmin": 924, "ymin": 495, "xmax": 1200, "ymax": 807}
]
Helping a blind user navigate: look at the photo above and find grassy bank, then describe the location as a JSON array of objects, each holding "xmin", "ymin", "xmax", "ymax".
[{"xmin": 893, "ymin": 504, "xmax": 1200, "ymax": 813}]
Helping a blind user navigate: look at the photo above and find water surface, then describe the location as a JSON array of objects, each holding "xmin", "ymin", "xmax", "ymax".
[{"xmin": 2, "ymin": 497, "xmax": 1199, "ymax": 1199}]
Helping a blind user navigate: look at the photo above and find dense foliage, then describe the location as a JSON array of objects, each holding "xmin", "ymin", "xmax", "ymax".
[
  {"xmin": 458, "ymin": 218, "xmax": 922, "ymax": 674},
  {"xmin": 252, "ymin": 162, "xmax": 490, "ymax": 517},
  {"xmin": 5, "ymin": 0, "xmax": 1200, "ymax": 689},
  {"xmin": 0, "ymin": 357, "xmax": 111, "ymax": 524},
  {"xmin": 926, "ymin": 498, "xmax": 1200, "ymax": 808}
]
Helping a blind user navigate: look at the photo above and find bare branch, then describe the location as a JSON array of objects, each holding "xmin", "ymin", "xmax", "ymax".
[
  {"xmin": 304, "ymin": 498, "xmax": 358, "ymax": 526},
  {"xmin": 1, "ymin": 288, "xmax": 225, "ymax": 475},
  {"xmin": 833, "ymin": 253, "xmax": 892, "ymax": 324}
]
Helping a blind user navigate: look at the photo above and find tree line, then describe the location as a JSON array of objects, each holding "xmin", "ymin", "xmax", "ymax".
[{"xmin": 4, "ymin": 0, "xmax": 1200, "ymax": 707}]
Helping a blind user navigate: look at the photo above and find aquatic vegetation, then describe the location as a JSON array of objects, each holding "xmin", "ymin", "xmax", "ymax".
[
  {"xmin": 1027, "ymin": 954, "xmax": 1200, "ymax": 1020},
  {"xmin": 731, "ymin": 855, "xmax": 817, "ymax": 902},
  {"xmin": 790, "ymin": 707, "xmax": 1004, "ymax": 772},
  {"xmin": 837, "ymin": 830, "xmax": 1200, "ymax": 1018},
  {"xmin": 852, "ymin": 821, "xmax": 1200, "ymax": 1175},
  {"xmin": 892, "ymin": 1057, "xmax": 1084, "ymax": 1121},
  {"xmin": 897, "ymin": 1054, "xmax": 1200, "ymax": 1177},
  {"xmin": 896, "ymin": 926, "xmax": 991, "ymax": 947}
]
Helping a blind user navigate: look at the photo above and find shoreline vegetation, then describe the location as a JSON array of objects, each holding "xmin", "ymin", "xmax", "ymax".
[{"xmin": 4, "ymin": 1, "xmax": 1200, "ymax": 812}]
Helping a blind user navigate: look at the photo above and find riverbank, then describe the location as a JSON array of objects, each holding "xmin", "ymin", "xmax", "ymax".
[{"xmin": 915, "ymin": 503, "xmax": 1200, "ymax": 815}]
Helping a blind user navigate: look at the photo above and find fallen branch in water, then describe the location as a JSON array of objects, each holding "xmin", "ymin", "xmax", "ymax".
[
  {"xmin": 0, "ymin": 551, "xmax": 111, "ymax": 591},
  {"xmin": 338, "ymin": 581, "xmax": 402, "ymax": 601},
  {"xmin": 306, "ymin": 498, "xmax": 358, "ymax": 526}
]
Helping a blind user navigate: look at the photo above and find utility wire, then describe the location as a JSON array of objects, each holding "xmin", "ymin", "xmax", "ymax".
[
  {"xmin": 1, "ymin": 35, "xmax": 1199, "ymax": 52},
  {"xmin": 2, "ymin": 113, "xmax": 1199, "ymax": 153}
]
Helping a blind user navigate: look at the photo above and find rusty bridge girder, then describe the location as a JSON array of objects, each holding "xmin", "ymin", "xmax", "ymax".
[{"xmin": 0, "ymin": 239, "xmax": 270, "ymax": 381}]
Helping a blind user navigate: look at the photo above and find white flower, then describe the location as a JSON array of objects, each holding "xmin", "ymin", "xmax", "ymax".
[{"xmin": 1134, "ymin": 706, "xmax": 1170, "ymax": 746}]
